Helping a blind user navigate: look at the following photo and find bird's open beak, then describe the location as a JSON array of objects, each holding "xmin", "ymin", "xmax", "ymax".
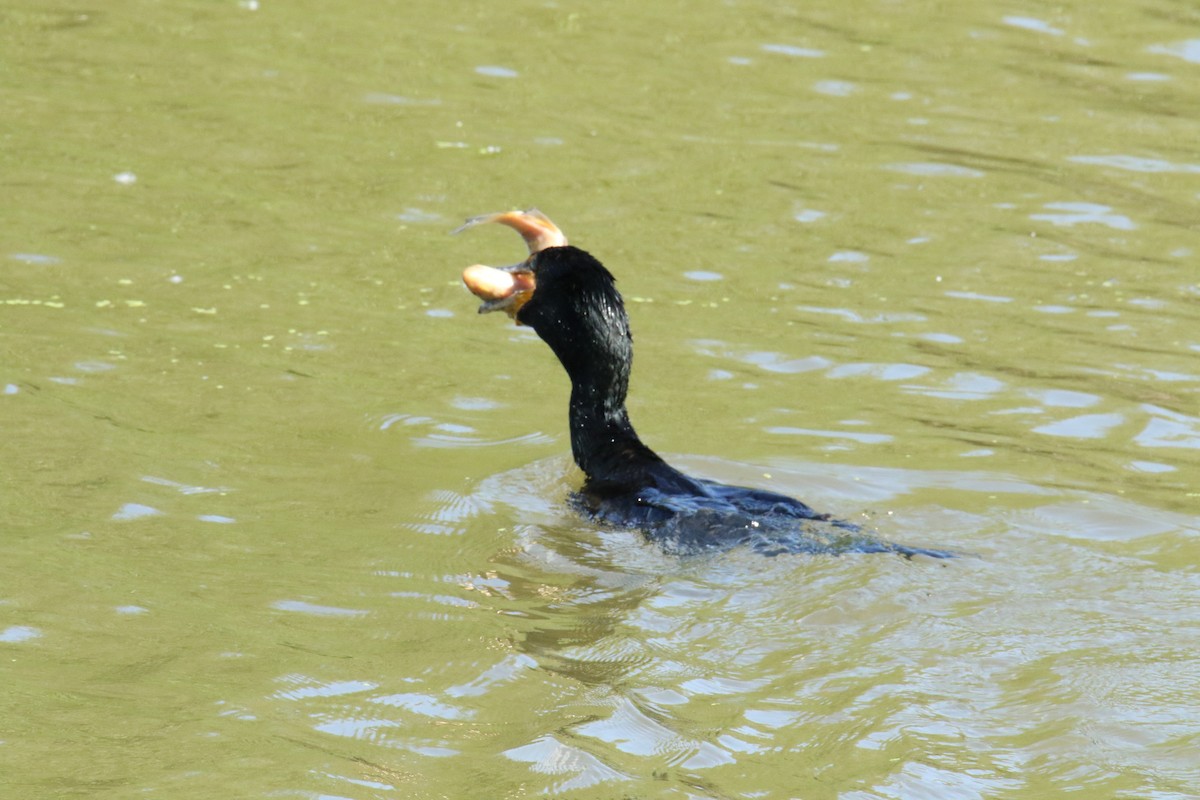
[
  {"xmin": 455, "ymin": 208, "xmax": 567, "ymax": 321},
  {"xmin": 461, "ymin": 263, "xmax": 536, "ymax": 319}
]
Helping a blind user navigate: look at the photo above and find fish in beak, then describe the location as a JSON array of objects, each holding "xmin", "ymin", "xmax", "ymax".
[{"xmin": 454, "ymin": 209, "xmax": 567, "ymax": 321}]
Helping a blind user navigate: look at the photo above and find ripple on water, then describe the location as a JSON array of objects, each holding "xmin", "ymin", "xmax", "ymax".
[
  {"xmin": 1030, "ymin": 201, "xmax": 1136, "ymax": 230},
  {"xmin": 505, "ymin": 735, "xmax": 630, "ymax": 791},
  {"xmin": 474, "ymin": 65, "xmax": 519, "ymax": 78},
  {"xmin": 141, "ymin": 475, "xmax": 233, "ymax": 495},
  {"xmin": 374, "ymin": 411, "xmax": 554, "ymax": 449},
  {"xmin": 919, "ymin": 332, "xmax": 964, "ymax": 343},
  {"xmin": 813, "ymin": 79, "xmax": 856, "ymax": 96},
  {"xmin": 1033, "ymin": 412, "xmax": 1125, "ymax": 439},
  {"xmin": 115, "ymin": 605, "xmax": 149, "ymax": 615},
  {"xmin": 903, "ymin": 371, "xmax": 1006, "ymax": 400},
  {"xmin": 395, "ymin": 207, "xmax": 446, "ymax": 224},
  {"xmin": 1069, "ymin": 154, "xmax": 1200, "ymax": 174},
  {"xmin": 1024, "ymin": 388, "xmax": 1100, "ymax": 408},
  {"xmin": 269, "ymin": 451, "xmax": 1200, "ymax": 795},
  {"xmin": 9, "ymin": 252, "xmax": 62, "ymax": 265},
  {"xmin": 796, "ymin": 305, "xmax": 926, "ymax": 324},
  {"xmin": 760, "ymin": 43, "xmax": 825, "ymax": 58},
  {"xmin": 1127, "ymin": 460, "xmax": 1176, "ymax": 474},
  {"xmin": 943, "ymin": 290, "xmax": 1013, "ymax": 303},
  {"xmin": 1010, "ymin": 495, "xmax": 1187, "ymax": 542},
  {"xmin": 370, "ymin": 692, "xmax": 471, "ymax": 720},
  {"xmin": 112, "ymin": 503, "xmax": 163, "ymax": 521},
  {"xmin": 272, "ymin": 676, "xmax": 378, "ymax": 701},
  {"xmin": 1147, "ymin": 38, "xmax": 1200, "ymax": 63},
  {"xmin": 826, "ymin": 362, "xmax": 930, "ymax": 381},
  {"xmin": 1002, "ymin": 15, "xmax": 1066, "ymax": 37},
  {"xmin": 690, "ymin": 340, "xmax": 833, "ymax": 374},
  {"xmin": 764, "ymin": 426, "xmax": 893, "ymax": 445},
  {"xmin": 1134, "ymin": 405, "xmax": 1200, "ymax": 449},
  {"xmin": 0, "ymin": 625, "xmax": 42, "ymax": 643},
  {"xmin": 362, "ymin": 93, "xmax": 442, "ymax": 106},
  {"xmin": 449, "ymin": 396, "xmax": 503, "ymax": 411},
  {"xmin": 270, "ymin": 599, "xmax": 369, "ymax": 617},
  {"xmin": 73, "ymin": 360, "xmax": 116, "ymax": 373},
  {"xmin": 885, "ymin": 162, "xmax": 985, "ymax": 177}
]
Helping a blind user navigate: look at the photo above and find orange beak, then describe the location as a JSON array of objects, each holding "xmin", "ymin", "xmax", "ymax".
[
  {"xmin": 455, "ymin": 208, "xmax": 568, "ymax": 322},
  {"xmin": 452, "ymin": 208, "xmax": 567, "ymax": 253}
]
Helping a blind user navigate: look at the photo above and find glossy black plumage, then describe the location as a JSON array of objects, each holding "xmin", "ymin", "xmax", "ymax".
[{"xmin": 512, "ymin": 245, "xmax": 952, "ymax": 559}]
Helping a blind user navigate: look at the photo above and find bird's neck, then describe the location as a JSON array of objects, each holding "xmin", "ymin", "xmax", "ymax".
[{"xmin": 567, "ymin": 379, "xmax": 665, "ymax": 488}]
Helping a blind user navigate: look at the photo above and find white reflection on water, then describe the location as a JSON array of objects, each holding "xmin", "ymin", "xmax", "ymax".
[
  {"xmin": 793, "ymin": 208, "xmax": 827, "ymax": 223},
  {"xmin": 1030, "ymin": 202, "xmax": 1136, "ymax": 230},
  {"xmin": 765, "ymin": 426, "xmax": 893, "ymax": 444},
  {"xmin": 505, "ymin": 734, "xmax": 630, "ymax": 791},
  {"xmin": 8, "ymin": 252, "xmax": 61, "ymax": 265},
  {"xmin": 826, "ymin": 362, "xmax": 930, "ymax": 380},
  {"xmin": 370, "ymin": 692, "xmax": 470, "ymax": 720},
  {"xmin": 904, "ymin": 371, "xmax": 1006, "ymax": 400},
  {"xmin": 760, "ymin": 43, "xmax": 825, "ymax": 58},
  {"xmin": 0, "ymin": 625, "xmax": 42, "ymax": 643},
  {"xmin": 943, "ymin": 290, "xmax": 1013, "ymax": 303},
  {"xmin": 1069, "ymin": 154, "xmax": 1200, "ymax": 174},
  {"xmin": 885, "ymin": 162, "xmax": 985, "ymax": 177},
  {"xmin": 814, "ymin": 79, "xmax": 857, "ymax": 97},
  {"xmin": 271, "ymin": 600, "xmax": 369, "ymax": 617},
  {"xmin": 1135, "ymin": 405, "xmax": 1200, "ymax": 449},
  {"xmin": 1002, "ymin": 15, "xmax": 1066, "ymax": 37},
  {"xmin": 796, "ymin": 305, "xmax": 926, "ymax": 324},
  {"xmin": 1033, "ymin": 412, "xmax": 1125, "ymax": 439},
  {"xmin": 474, "ymin": 65, "xmax": 519, "ymax": 78},
  {"xmin": 1023, "ymin": 389, "xmax": 1099, "ymax": 408},
  {"xmin": 141, "ymin": 475, "xmax": 233, "ymax": 495},
  {"xmin": 112, "ymin": 503, "xmax": 163, "ymax": 521},
  {"xmin": 273, "ymin": 676, "xmax": 378, "ymax": 701},
  {"xmin": 362, "ymin": 93, "xmax": 442, "ymax": 107},
  {"xmin": 1147, "ymin": 39, "xmax": 1200, "ymax": 63},
  {"xmin": 375, "ymin": 410, "xmax": 554, "ymax": 449}
]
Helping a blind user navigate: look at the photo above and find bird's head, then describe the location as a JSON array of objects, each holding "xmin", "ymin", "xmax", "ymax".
[{"xmin": 456, "ymin": 209, "xmax": 632, "ymax": 384}]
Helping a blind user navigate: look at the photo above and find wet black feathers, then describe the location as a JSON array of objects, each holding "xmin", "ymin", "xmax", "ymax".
[{"xmin": 513, "ymin": 245, "xmax": 952, "ymax": 559}]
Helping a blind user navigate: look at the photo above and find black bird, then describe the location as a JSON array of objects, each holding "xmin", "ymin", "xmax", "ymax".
[{"xmin": 457, "ymin": 209, "xmax": 952, "ymax": 558}]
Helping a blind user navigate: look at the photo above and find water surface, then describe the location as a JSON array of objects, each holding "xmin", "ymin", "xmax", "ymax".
[{"xmin": 2, "ymin": 1, "xmax": 1197, "ymax": 798}]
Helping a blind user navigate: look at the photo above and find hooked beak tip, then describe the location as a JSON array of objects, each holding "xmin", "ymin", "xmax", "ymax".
[{"xmin": 452, "ymin": 208, "xmax": 567, "ymax": 254}]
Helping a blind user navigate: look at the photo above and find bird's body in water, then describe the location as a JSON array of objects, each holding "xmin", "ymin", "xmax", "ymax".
[{"xmin": 457, "ymin": 209, "xmax": 952, "ymax": 559}]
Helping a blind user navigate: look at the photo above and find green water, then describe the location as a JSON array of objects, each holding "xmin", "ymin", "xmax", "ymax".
[{"xmin": 2, "ymin": 1, "xmax": 1198, "ymax": 798}]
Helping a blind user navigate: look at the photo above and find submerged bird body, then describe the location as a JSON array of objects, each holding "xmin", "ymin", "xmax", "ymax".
[{"xmin": 457, "ymin": 210, "xmax": 951, "ymax": 558}]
